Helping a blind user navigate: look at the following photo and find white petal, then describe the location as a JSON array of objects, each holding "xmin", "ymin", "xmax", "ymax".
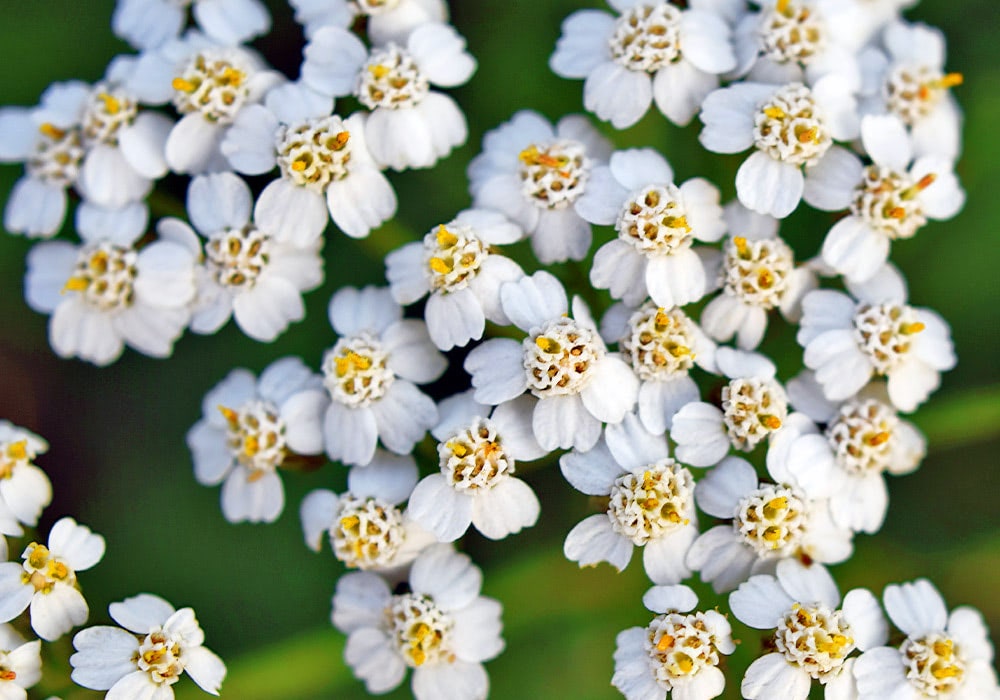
[
  {"xmin": 580, "ymin": 356, "xmax": 639, "ymax": 423},
  {"xmin": 31, "ymin": 584, "xmax": 88, "ymax": 640},
  {"xmin": 730, "ymin": 575, "xmax": 793, "ymax": 628},
  {"xmin": 736, "ymin": 151, "xmax": 804, "ymax": 218},
  {"xmin": 584, "ymin": 62, "xmax": 652, "ymax": 129},
  {"xmin": 842, "ymin": 588, "xmax": 888, "ymax": 650},
  {"xmin": 500, "ymin": 270, "xmax": 568, "ymax": 332},
  {"xmin": 470, "ymin": 477, "xmax": 540, "ymax": 540},
  {"xmin": 564, "ymin": 514, "xmax": 632, "ymax": 571},
  {"xmin": 343, "ymin": 628, "xmax": 406, "ymax": 694},
  {"xmin": 254, "ymin": 178, "xmax": 328, "ymax": 246},
  {"xmin": 383, "ymin": 320, "xmax": 447, "ymax": 382},
  {"xmin": 559, "ymin": 438, "xmax": 621, "ymax": 496},
  {"xmin": 741, "ymin": 653, "xmax": 810, "ymax": 699},
  {"xmin": 803, "ymin": 146, "xmax": 864, "ymax": 211},
  {"xmin": 301, "ymin": 26, "xmax": 368, "ymax": 97},
  {"xmin": 370, "ymin": 380, "xmax": 437, "ymax": 455},
  {"xmin": 695, "ymin": 456, "xmax": 757, "ymax": 518},
  {"xmin": 883, "ymin": 579, "xmax": 947, "ymax": 636},
  {"xmin": 300, "ymin": 489, "xmax": 337, "ymax": 551},
  {"xmin": 670, "ymin": 402, "xmax": 728, "ymax": 467},
  {"xmin": 332, "ymin": 571, "xmax": 391, "ymax": 633},
  {"xmin": 533, "ymin": 394, "xmax": 602, "ymax": 452},
  {"xmin": 326, "ymin": 165, "xmax": 397, "ymax": 239},
  {"xmin": 164, "ymin": 113, "xmax": 225, "ymax": 175},
  {"xmin": 776, "ymin": 559, "xmax": 841, "ymax": 608},
  {"xmin": 550, "ymin": 10, "xmax": 615, "ymax": 78},
  {"xmin": 861, "ymin": 114, "xmax": 913, "ymax": 170},
  {"xmin": 643, "ymin": 525, "xmax": 697, "ymax": 584},
  {"xmin": 221, "ymin": 468, "xmax": 284, "ymax": 523},
  {"xmin": 604, "ymin": 411, "xmax": 669, "ymax": 472},
  {"xmin": 412, "ymin": 661, "xmax": 489, "ymax": 700},
  {"xmin": 465, "ymin": 339, "xmax": 527, "ymax": 405},
  {"xmin": 183, "ymin": 645, "xmax": 227, "ymax": 695},
  {"xmin": 410, "ymin": 544, "xmax": 481, "ymax": 610},
  {"xmin": 70, "ymin": 626, "xmax": 138, "ymax": 690},
  {"xmin": 449, "ymin": 598, "xmax": 504, "ymax": 662},
  {"xmin": 407, "ymin": 474, "xmax": 472, "ymax": 542},
  {"xmin": 4, "ymin": 176, "xmax": 67, "ymax": 238},
  {"xmin": 49, "ymin": 517, "xmax": 105, "ymax": 571},
  {"xmin": 195, "ymin": 0, "xmax": 270, "ymax": 45},
  {"xmin": 187, "ymin": 172, "xmax": 252, "ymax": 235},
  {"xmin": 323, "ymin": 401, "xmax": 378, "ymax": 466},
  {"xmin": 119, "ymin": 111, "xmax": 172, "ymax": 179},
  {"xmin": 408, "ymin": 23, "xmax": 476, "ymax": 87},
  {"xmin": 637, "ymin": 375, "xmax": 700, "ymax": 434}
]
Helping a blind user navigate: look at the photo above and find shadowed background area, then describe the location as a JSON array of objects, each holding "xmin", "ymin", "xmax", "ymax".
[{"xmin": 0, "ymin": 1, "xmax": 997, "ymax": 698}]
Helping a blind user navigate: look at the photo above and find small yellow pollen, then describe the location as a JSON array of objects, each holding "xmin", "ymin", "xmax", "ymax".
[
  {"xmin": 866, "ymin": 431, "xmax": 891, "ymax": 447},
  {"xmin": 340, "ymin": 515, "xmax": 360, "ymax": 531},
  {"xmin": 220, "ymin": 67, "xmax": 245, "ymax": 86},
  {"xmin": 217, "ymin": 405, "xmax": 239, "ymax": 425},
  {"xmin": 796, "ymin": 127, "xmax": 818, "ymax": 144},
  {"xmin": 447, "ymin": 441, "xmax": 469, "ymax": 458},
  {"xmin": 654, "ymin": 308, "xmax": 670, "ymax": 328},
  {"xmin": 916, "ymin": 173, "xmax": 937, "ymax": 190},
  {"xmin": 0, "ymin": 671, "xmax": 15, "ymax": 681},
  {"xmin": 333, "ymin": 131, "xmax": 350, "ymax": 149},
  {"xmin": 335, "ymin": 351, "xmax": 372, "ymax": 377},
  {"xmin": 290, "ymin": 159, "xmax": 307, "ymax": 172},
  {"xmin": 656, "ymin": 634, "xmax": 675, "ymax": 652},
  {"xmin": 762, "ymin": 415, "xmax": 782, "ymax": 430},
  {"xmin": 888, "ymin": 206, "xmax": 907, "ymax": 219},
  {"xmin": 413, "ymin": 622, "xmax": 431, "ymax": 642},
  {"xmin": 668, "ymin": 345, "xmax": 691, "ymax": 358},
  {"xmin": 900, "ymin": 322, "xmax": 925, "ymax": 335},
  {"xmin": 436, "ymin": 224, "xmax": 458, "ymax": 248},
  {"xmin": 932, "ymin": 72, "xmax": 964, "ymax": 91},
  {"xmin": 673, "ymin": 654, "xmax": 694, "ymax": 675},
  {"xmin": 171, "ymin": 77, "xmax": 196, "ymax": 93},
  {"xmin": 666, "ymin": 215, "xmax": 690, "ymax": 230},
  {"xmin": 764, "ymin": 106, "xmax": 787, "ymax": 120},
  {"xmin": 38, "ymin": 122, "xmax": 66, "ymax": 140},
  {"xmin": 932, "ymin": 665, "xmax": 961, "ymax": 680},
  {"xmin": 758, "ymin": 269, "xmax": 775, "ymax": 289},
  {"xmin": 244, "ymin": 435, "xmax": 260, "ymax": 457},
  {"xmin": 429, "ymin": 257, "xmax": 453, "ymax": 274},
  {"xmin": 933, "ymin": 639, "xmax": 954, "ymax": 658},
  {"xmin": 6, "ymin": 440, "xmax": 28, "ymax": 461},
  {"xmin": 98, "ymin": 92, "xmax": 121, "ymax": 115},
  {"xmin": 369, "ymin": 64, "xmax": 391, "ymax": 79},
  {"xmin": 776, "ymin": 0, "xmax": 792, "ymax": 17},
  {"xmin": 733, "ymin": 236, "xmax": 750, "ymax": 258},
  {"xmin": 26, "ymin": 544, "xmax": 49, "ymax": 570},
  {"xmin": 763, "ymin": 526, "xmax": 782, "ymax": 542},
  {"xmin": 410, "ymin": 647, "xmax": 427, "ymax": 666},
  {"xmin": 62, "ymin": 276, "xmax": 89, "ymax": 294},
  {"xmin": 535, "ymin": 336, "xmax": 561, "ymax": 354}
]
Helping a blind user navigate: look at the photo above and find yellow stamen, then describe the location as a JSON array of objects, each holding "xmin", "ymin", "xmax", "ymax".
[
  {"xmin": 340, "ymin": 515, "xmax": 360, "ymax": 531},
  {"xmin": 429, "ymin": 257, "xmax": 452, "ymax": 274},
  {"xmin": 764, "ymin": 106, "xmax": 787, "ymax": 120},
  {"xmin": 38, "ymin": 122, "xmax": 66, "ymax": 140},
  {"xmin": 796, "ymin": 127, "xmax": 818, "ymax": 144},
  {"xmin": 887, "ymin": 207, "xmax": 906, "ymax": 219},
  {"xmin": 535, "ymin": 336, "xmax": 561, "ymax": 353},
  {"xmin": 369, "ymin": 64, "xmax": 391, "ymax": 79},
  {"xmin": 98, "ymin": 92, "xmax": 121, "ymax": 115},
  {"xmin": 335, "ymin": 351, "xmax": 372, "ymax": 377},
  {"xmin": 656, "ymin": 634, "xmax": 675, "ymax": 652},
  {"xmin": 290, "ymin": 159, "xmax": 307, "ymax": 172},
  {"xmin": 217, "ymin": 405, "xmax": 239, "ymax": 424},
  {"xmin": 933, "ymin": 72, "xmax": 964, "ymax": 90},
  {"xmin": 436, "ymin": 224, "xmax": 458, "ymax": 248},
  {"xmin": 762, "ymin": 415, "xmax": 782, "ymax": 430},
  {"xmin": 447, "ymin": 441, "xmax": 469, "ymax": 458},
  {"xmin": 6, "ymin": 440, "xmax": 28, "ymax": 461},
  {"xmin": 673, "ymin": 654, "xmax": 694, "ymax": 674},
  {"xmin": 668, "ymin": 345, "xmax": 691, "ymax": 358},
  {"xmin": 866, "ymin": 431, "xmax": 891, "ymax": 447},
  {"xmin": 733, "ymin": 236, "xmax": 750, "ymax": 258},
  {"xmin": 933, "ymin": 639, "xmax": 954, "ymax": 658},
  {"xmin": 220, "ymin": 67, "xmax": 244, "ymax": 86},
  {"xmin": 900, "ymin": 322, "xmax": 925, "ymax": 335},
  {"xmin": 776, "ymin": 0, "xmax": 792, "ymax": 16},
  {"xmin": 0, "ymin": 671, "xmax": 15, "ymax": 681},
  {"xmin": 62, "ymin": 277, "xmax": 89, "ymax": 293},
  {"xmin": 244, "ymin": 435, "xmax": 260, "ymax": 457},
  {"xmin": 932, "ymin": 665, "xmax": 961, "ymax": 680},
  {"xmin": 171, "ymin": 77, "xmax": 196, "ymax": 93},
  {"xmin": 763, "ymin": 526, "xmax": 782, "ymax": 542},
  {"xmin": 758, "ymin": 269, "xmax": 775, "ymax": 289},
  {"xmin": 666, "ymin": 215, "xmax": 690, "ymax": 230},
  {"xmin": 654, "ymin": 308, "xmax": 670, "ymax": 328},
  {"xmin": 916, "ymin": 173, "xmax": 937, "ymax": 190},
  {"xmin": 763, "ymin": 496, "xmax": 788, "ymax": 520}
]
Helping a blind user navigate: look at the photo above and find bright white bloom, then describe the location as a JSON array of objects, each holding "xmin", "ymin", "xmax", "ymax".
[
  {"xmin": 854, "ymin": 579, "xmax": 1000, "ymax": 700},
  {"xmin": 317, "ymin": 286, "xmax": 446, "ymax": 466},
  {"xmin": 165, "ymin": 172, "xmax": 324, "ymax": 340},
  {"xmin": 561, "ymin": 413, "xmax": 698, "ymax": 584},
  {"xmin": 223, "ymin": 82, "xmax": 398, "ymax": 242},
  {"xmin": 24, "ymin": 203, "xmax": 196, "ymax": 366},
  {"xmin": 699, "ymin": 78, "xmax": 858, "ymax": 217},
  {"xmin": 550, "ymin": 0, "xmax": 736, "ymax": 128},
  {"xmin": 301, "ymin": 451, "xmax": 435, "ymax": 572},
  {"xmin": 464, "ymin": 271, "xmax": 638, "ymax": 451},
  {"xmin": 187, "ymin": 357, "xmax": 327, "ymax": 523},
  {"xmin": 576, "ymin": 148, "xmax": 726, "ymax": 308},
  {"xmin": 468, "ymin": 110, "xmax": 613, "ymax": 263},
  {"xmin": 796, "ymin": 268, "xmax": 956, "ymax": 412},
  {"xmin": 113, "ymin": 0, "xmax": 270, "ymax": 49},
  {"xmin": 805, "ymin": 114, "xmax": 964, "ymax": 282},
  {"xmin": 858, "ymin": 20, "xmax": 963, "ymax": 161},
  {"xmin": 385, "ymin": 209, "xmax": 525, "ymax": 350},
  {"xmin": 0, "ymin": 624, "xmax": 42, "ymax": 700},
  {"xmin": 700, "ymin": 228, "xmax": 816, "ymax": 350},
  {"xmin": 686, "ymin": 448, "xmax": 853, "ymax": 593},
  {"xmin": 0, "ymin": 517, "xmax": 104, "ymax": 641},
  {"xmin": 671, "ymin": 348, "xmax": 788, "ymax": 467},
  {"xmin": 70, "ymin": 593, "xmax": 226, "ymax": 698},
  {"xmin": 731, "ymin": 559, "xmax": 888, "ymax": 699},
  {"xmin": 301, "ymin": 22, "xmax": 476, "ymax": 170},
  {"xmin": 0, "ymin": 422, "xmax": 52, "ymax": 536},
  {"xmin": 332, "ymin": 544, "xmax": 504, "ymax": 699},
  {"xmin": 612, "ymin": 585, "xmax": 735, "ymax": 700},
  {"xmin": 408, "ymin": 391, "xmax": 544, "ymax": 542},
  {"xmin": 600, "ymin": 301, "xmax": 717, "ymax": 433},
  {"xmin": 290, "ymin": 0, "xmax": 448, "ymax": 45}
]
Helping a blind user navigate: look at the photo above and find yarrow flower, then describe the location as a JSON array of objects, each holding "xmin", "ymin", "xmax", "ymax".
[
  {"xmin": 70, "ymin": 593, "xmax": 226, "ymax": 699},
  {"xmin": 612, "ymin": 585, "xmax": 735, "ymax": 700},
  {"xmin": 113, "ymin": 0, "xmax": 270, "ymax": 49},
  {"xmin": 0, "ymin": 421, "xmax": 53, "ymax": 539},
  {"xmin": 0, "ymin": 624, "xmax": 42, "ymax": 700},
  {"xmin": 289, "ymin": 0, "xmax": 448, "ymax": 45},
  {"xmin": 332, "ymin": 544, "xmax": 504, "ymax": 699},
  {"xmin": 187, "ymin": 356, "xmax": 327, "ymax": 523}
]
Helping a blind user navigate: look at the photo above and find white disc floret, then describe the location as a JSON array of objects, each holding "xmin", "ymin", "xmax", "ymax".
[
  {"xmin": 759, "ymin": 0, "xmax": 825, "ymax": 66},
  {"xmin": 21, "ymin": 543, "xmax": 75, "ymax": 594},
  {"xmin": 617, "ymin": 184, "xmax": 693, "ymax": 256},
  {"xmin": 825, "ymin": 399, "xmax": 898, "ymax": 476},
  {"xmin": 885, "ymin": 64, "xmax": 963, "ymax": 126},
  {"xmin": 27, "ymin": 123, "xmax": 84, "ymax": 185},
  {"xmin": 423, "ymin": 223, "xmax": 488, "ymax": 294},
  {"xmin": 608, "ymin": 3, "xmax": 683, "ymax": 73},
  {"xmin": 275, "ymin": 116, "xmax": 352, "ymax": 192},
  {"xmin": 607, "ymin": 461, "xmax": 694, "ymax": 546},
  {"xmin": 621, "ymin": 305, "xmax": 696, "ymax": 382},
  {"xmin": 386, "ymin": 592, "xmax": 455, "ymax": 668},
  {"xmin": 721, "ymin": 377, "xmax": 787, "ymax": 450},
  {"xmin": 852, "ymin": 166, "xmax": 934, "ymax": 240},
  {"xmin": 775, "ymin": 603, "xmax": 855, "ymax": 680},
  {"xmin": 439, "ymin": 418, "xmax": 513, "ymax": 492},
  {"xmin": 753, "ymin": 83, "xmax": 832, "ymax": 166},
  {"xmin": 721, "ymin": 236, "xmax": 794, "ymax": 310},
  {"xmin": 136, "ymin": 627, "xmax": 186, "ymax": 686},
  {"xmin": 63, "ymin": 243, "xmax": 138, "ymax": 311},
  {"xmin": 217, "ymin": 400, "xmax": 287, "ymax": 474},
  {"xmin": 517, "ymin": 140, "xmax": 590, "ymax": 210},
  {"xmin": 852, "ymin": 303, "xmax": 925, "ymax": 374},
  {"xmin": 645, "ymin": 611, "xmax": 724, "ymax": 689},
  {"xmin": 322, "ymin": 333, "xmax": 395, "ymax": 407},
  {"xmin": 81, "ymin": 85, "xmax": 138, "ymax": 146},
  {"xmin": 523, "ymin": 317, "xmax": 604, "ymax": 397},
  {"xmin": 899, "ymin": 633, "xmax": 966, "ymax": 695},
  {"xmin": 171, "ymin": 49, "xmax": 253, "ymax": 124},
  {"xmin": 205, "ymin": 226, "xmax": 271, "ymax": 288},
  {"xmin": 356, "ymin": 46, "xmax": 429, "ymax": 110},
  {"xmin": 734, "ymin": 484, "xmax": 808, "ymax": 558},
  {"xmin": 332, "ymin": 494, "xmax": 404, "ymax": 569}
]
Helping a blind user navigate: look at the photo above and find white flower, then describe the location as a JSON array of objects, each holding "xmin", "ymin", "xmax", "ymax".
[
  {"xmin": 858, "ymin": 20, "xmax": 963, "ymax": 161},
  {"xmin": 187, "ymin": 357, "xmax": 326, "ymax": 523},
  {"xmin": 166, "ymin": 172, "xmax": 325, "ymax": 340},
  {"xmin": 223, "ymin": 81, "xmax": 399, "ymax": 242},
  {"xmin": 301, "ymin": 451, "xmax": 435, "ymax": 573},
  {"xmin": 550, "ymin": 0, "xmax": 736, "ymax": 128},
  {"xmin": 24, "ymin": 203, "xmax": 196, "ymax": 366},
  {"xmin": 290, "ymin": 0, "xmax": 448, "ymax": 45},
  {"xmin": 796, "ymin": 270, "xmax": 956, "ymax": 412},
  {"xmin": 384, "ymin": 209, "xmax": 525, "ymax": 350},
  {"xmin": 0, "ymin": 624, "xmax": 42, "ymax": 700},
  {"xmin": 700, "ymin": 228, "xmax": 817, "ymax": 350},
  {"xmin": 70, "ymin": 593, "xmax": 226, "ymax": 698},
  {"xmin": 468, "ymin": 110, "xmax": 612, "ymax": 263},
  {"xmin": 317, "ymin": 286, "xmax": 446, "ymax": 466},
  {"xmin": 0, "ymin": 422, "xmax": 52, "ymax": 535},
  {"xmin": 612, "ymin": 585, "xmax": 735, "ymax": 700},
  {"xmin": 332, "ymin": 544, "xmax": 504, "ymax": 699},
  {"xmin": 113, "ymin": 0, "xmax": 270, "ymax": 49},
  {"xmin": 301, "ymin": 22, "xmax": 475, "ymax": 170},
  {"xmin": 407, "ymin": 391, "xmax": 544, "ymax": 542},
  {"xmin": 686, "ymin": 448, "xmax": 853, "ymax": 593},
  {"xmin": 731, "ymin": 559, "xmax": 888, "ymax": 700},
  {"xmin": 854, "ymin": 579, "xmax": 1000, "ymax": 700},
  {"xmin": 805, "ymin": 114, "xmax": 965, "ymax": 282},
  {"xmin": 600, "ymin": 301, "xmax": 717, "ymax": 434},
  {"xmin": 699, "ymin": 79, "xmax": 858, "ymax": 217},
  {"xmin": 464, "ymin": 271, "xmax": 638, "ymax": 451},
  {"xmin": 575, "ymin": 148, "xmax": 727, "ymax": 308},
  {"xmin": 561, "ymin": 413, "xmax": 698, "ymax": 584},
  {"xmin": 671, "ymin": 347, "xmax": 788, "ymax": 467},
  {"xmin": 0, "ymin": 517, "xmax": 105, "ymax": 641}
]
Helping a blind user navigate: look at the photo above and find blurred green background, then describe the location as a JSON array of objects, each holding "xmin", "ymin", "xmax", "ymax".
[{"xmin": 0, "ymin": 1, "xmax": 997, "ymax": 698}]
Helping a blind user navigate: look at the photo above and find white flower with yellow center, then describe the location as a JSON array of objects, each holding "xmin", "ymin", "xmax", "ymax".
[
  {"xmin": 858, "ymin": 20, "xmax": 964, "ymax": 162},
  {"xmin": 161, "ymin": 172, "xmax": 325, "ymax": 341},
  {"xmin": 301, "ymin": 22, "xmax": 475, "ymax": 170},
  {"xmin": 222, "ymin": 80, "xmax": 398, "ymax": 242},
  {"xmin": 407, "ymin": 391, "xmax": 545, "ymax": 542},
  {"xmin": 385, "ymin": 209, "xmax": 525, "ymax": 350},
  {"xmin": 468, "ymin": 110, "xmax": 613, "ymax": 263},
  {"xmin": 731, "ymin": 560, "xmax": 887, "ymax": 700},
  {"xmin": 187, "ymin": 357, "xmax": 327, "ymax": 523},
  {"xmin": 561, "ymin": 413, "xmax": 698, "ymax": 584},
  {"xmin": 0, "ymin": 625, "xmax": 42, "ymax": 700},
  {"xmin": 332, "ymin": 544, "xmax": 504, "ymax": 699},
  {"xmin": 465, "ymin": 271, "xmax": 638, "ymax": 451},
  {"xmin": 686, "ymin": 449, "xmax": 853, "ymax": 593},
  {"xmin": 700, "ymin": 230, "xmax": 816, "ymax": 350},
  {"xmin": 600, "ymin": 301, "xmax": 717, "ymax": 434},
  {"xmin": 0, "ymin": 518, "xmax": 104, "ymax": 641},
  {"xmin": 854, "ymin": 579, "xmax": 1000, "ymax": 700},
  {"xmin": 0, "ymin": 422, "xmax": 52, "ymax": 539},
  {"xmin": 70, "ymin": 593, "xmax": 225, "ymax": 699},
  {"xmin": 301, "ymin": 451, "xmax": 435, "ymax": 572},
  {"xmin": 613, "ymin": 585, "xmax": 735, "ymax": 700},
  {"xmin": 804, "ymin": 113, "xmax": 965, "ymax": 282},
  {"xmin": 24, "ymin": 203, "xmax": 196, "ymax": 366},
  {"xmin": 290, "ymin": 0, "xmax": 448, "ymax": 45},
  {"xmin": 318, "ymin": 286, "xmax": 445, "ymax": 466},
  {"xmin": 575, "ymin": 148, "xmax": 727, "ymax": 308},
  {"xmin": 797, "ymin": 276, "xmax": 956, "ymax": 412},
  {"xmin": 550, "ymin": 0, "xmax": 736, "ymax": 128},
  {"xmin": 113, "ymin": 0, "xmax": 270, "ymax": 50},
  {"xmin": 671, "ymin": 348, "xmax": 789, "ymax": 467},
  {"xmin": 699, "ymin": 78, "xmax": 857, "ymax": 217}
]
